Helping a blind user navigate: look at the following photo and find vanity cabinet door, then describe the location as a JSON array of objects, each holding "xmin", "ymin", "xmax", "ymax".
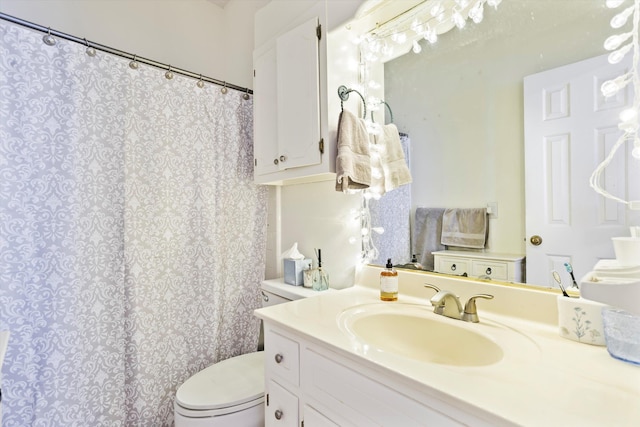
[
  {"xmin": 266, "ymin": 380, "xmax": 299, "ymax": 427},
  {"xmin": 302, "ymin": 347, "xmax": 465, "ymax": 427},
  {"xmin": 303, "ymin": 404, "xmax": 340, "ymax": 427}
]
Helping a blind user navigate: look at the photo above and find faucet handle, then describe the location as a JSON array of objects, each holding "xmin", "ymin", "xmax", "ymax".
[
  {"xmin": 462, "ymin": 294, "xmax": 494, "ymax": 323},
  {"xmin": 424, "ymin": 283, "xmax": 440, "ymax": 293}
]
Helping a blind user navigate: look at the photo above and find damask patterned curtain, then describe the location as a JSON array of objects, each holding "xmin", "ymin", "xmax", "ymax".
[{"xmin": 0, "ymin": 21, "xmax": 267, "ymax": 426}]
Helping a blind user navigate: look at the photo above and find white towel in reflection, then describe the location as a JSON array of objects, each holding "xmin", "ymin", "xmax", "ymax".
[
  {"xmin": 335, "ymin": 109, "xmax": 371, "ymax": 192},
  {"xmin": 373, "ymin": 123, "xmax": 412, "ymax": 194},
  {"xmin": 441, "ymin": 208, "xmax": 488, "ymax": 249}
]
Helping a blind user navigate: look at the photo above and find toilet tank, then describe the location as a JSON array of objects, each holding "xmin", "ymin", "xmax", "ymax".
[{"xmin": 260, "ymin": 279, "xmax": 324, "ymax": 307}]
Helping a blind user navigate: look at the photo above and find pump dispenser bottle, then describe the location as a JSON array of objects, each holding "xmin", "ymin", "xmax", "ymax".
[{"xmin": 380, "ymin": 258, "xmax": 398, "ymax": 301}]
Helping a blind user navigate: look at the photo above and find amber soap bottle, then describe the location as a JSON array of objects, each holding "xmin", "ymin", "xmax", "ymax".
[{"xmin": 380, "ymin": 258, "xmax": 398, "ymax": 301}]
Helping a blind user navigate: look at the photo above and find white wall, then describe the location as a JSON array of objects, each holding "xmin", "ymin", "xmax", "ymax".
[{"xmin": 0, "ymin": 0, "xmax": 266, "ymax": 89}]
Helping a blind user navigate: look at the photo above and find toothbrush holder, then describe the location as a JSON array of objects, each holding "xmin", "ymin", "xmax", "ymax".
[{"xmin": 557, "ymin": 296, "xmax": 608, "ymax": 346}]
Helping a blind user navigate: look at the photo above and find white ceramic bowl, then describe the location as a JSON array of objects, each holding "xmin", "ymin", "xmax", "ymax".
[{"xmin": 612, "ymin": 237, "xmax": 640, "ymax": 266}]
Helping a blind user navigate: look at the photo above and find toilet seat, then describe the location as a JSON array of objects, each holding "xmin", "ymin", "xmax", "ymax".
[{"xmin": 175, "ymin": 351, "xmax": 264, "ymax": 418}]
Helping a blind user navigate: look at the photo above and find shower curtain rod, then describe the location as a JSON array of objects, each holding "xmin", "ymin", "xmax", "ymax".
[{"xmin": 0, "ymin": 12, "xmax": 253, "ymax": 95}]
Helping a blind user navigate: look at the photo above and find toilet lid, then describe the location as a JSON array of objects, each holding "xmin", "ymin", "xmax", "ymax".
[{"xmin": 176, "ymin": 351, "xmax": 264, "ymax": 410}]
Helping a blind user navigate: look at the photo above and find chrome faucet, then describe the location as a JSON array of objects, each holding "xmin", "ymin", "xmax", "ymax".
[{"xmin": 424, "ymin": 284, "xmax": 494, "ymax": 323}]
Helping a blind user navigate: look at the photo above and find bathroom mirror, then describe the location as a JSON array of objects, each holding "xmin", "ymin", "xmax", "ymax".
[{"xmin": 359, "ymin": 0, "xmax": 636, "ymax": 286}]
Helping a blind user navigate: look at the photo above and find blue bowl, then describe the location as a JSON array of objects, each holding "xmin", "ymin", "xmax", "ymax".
[{"xmin": 602, "ymin": 308, "xmax": 640, "ymax": 365}]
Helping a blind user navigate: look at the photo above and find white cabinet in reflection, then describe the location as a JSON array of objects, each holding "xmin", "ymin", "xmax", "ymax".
[{"xmin": 433, "ymin": 250, "xmax": 525, "ymax": 282}]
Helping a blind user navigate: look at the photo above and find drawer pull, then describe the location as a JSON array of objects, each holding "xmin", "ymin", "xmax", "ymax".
[
  {"xmin": 450, "ymin": 263, "xmax": 457, "ymax": 271},
  {"xmin": 275, "ymin": 409, "xmax": 283, "ymax": 420},
  {"xmin": 274, "ymin": 353, "xmax": 283, "ymax": 364},
  {"xmin": 485, "ymin": 267, "xmax": 492, "ymax": 275}
]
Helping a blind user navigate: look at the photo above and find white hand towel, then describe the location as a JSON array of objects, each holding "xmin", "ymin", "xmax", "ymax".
[
  {"xmin": 375, "ymin": 123, "xmax": 412, "ymax": 193},
  {"xmin": 441, "ymin": 208, "xmax": 488, "ymax": 249},
  {"xmin": 335, "ymin": 109, "xmax": 371, "ymax": 192}
]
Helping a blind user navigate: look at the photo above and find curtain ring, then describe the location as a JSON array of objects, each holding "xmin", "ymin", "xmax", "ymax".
[
  {"xmin": 221, "ymin": 82, "xmax": 228, "ymax": 94},
  {"xmin": 165, "ymin": 65, "xmax": 174, "ymax": 80},
  {"xmin": 42, "ymin": 27, "xmax": 56, "ymax": 46},
  {"xmin": 129, "ymin": 54, "xmax": 139, "ymax": 70},
  {"xmin": 243, "ymin": 88, "xmax": 250, "ymax": 100},
  {"xmin": 84, "ymin": 38, "xmax": 96, "ymax": 57},
  {"xmin": 197, "ymin": 74, "xmax": 205, "ymax": 88}
]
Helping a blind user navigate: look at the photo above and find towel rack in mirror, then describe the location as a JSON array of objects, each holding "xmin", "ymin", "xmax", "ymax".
[
  {"xmin": 371, "ymin": 100, "xmax": 393, "ymax": 124},
  {"xmin": 337, "ymin": 85, "xmax": 366, "ymax": 119}
]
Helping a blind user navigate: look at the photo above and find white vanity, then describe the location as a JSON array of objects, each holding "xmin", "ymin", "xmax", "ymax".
[{"xmin": 255, "ymin": 266, "xmax": 640, "ymax": 426}]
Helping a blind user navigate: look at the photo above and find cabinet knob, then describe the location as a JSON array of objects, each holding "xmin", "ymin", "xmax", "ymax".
[
  {"xmin": 274, "ymin": 409, "xmax": 283, "ymax": 420},
  {"xmin": 274, "ymin": 353, "xmax": 283, "ymax": 364},
  {"xmin": 450, "ymin": 263, "xmax": 457, "ymax": 271},
  {"xmin": 273, "ymin": 158, "xmax": 279, "ymax": 165},
  {"xmin": 485, "ymin": 267, "xmax": 492, "ymax": 275},
  {"xmin": 279, "ymin": 155, "xmax": 287, "ymax": 162}
]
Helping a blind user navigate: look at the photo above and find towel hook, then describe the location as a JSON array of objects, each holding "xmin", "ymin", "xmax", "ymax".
[{"xmin": 337, "ymin": 85, "xmax": 367, "ymax": 119}]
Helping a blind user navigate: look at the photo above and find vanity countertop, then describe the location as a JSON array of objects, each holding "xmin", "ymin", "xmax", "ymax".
[{"xmin": 255, "ymin": 268, "xmax": 640, "ymax": 426}]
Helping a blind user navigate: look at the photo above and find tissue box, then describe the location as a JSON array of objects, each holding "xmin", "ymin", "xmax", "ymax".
[{"xmin": 283, "ymin": 258, "xmax": 312, "ymax": 286}]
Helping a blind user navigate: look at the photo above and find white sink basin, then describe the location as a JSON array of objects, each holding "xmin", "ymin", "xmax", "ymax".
[{"xmin": 338, "ymin": 303, "xmax": 538, "ymax": 367}]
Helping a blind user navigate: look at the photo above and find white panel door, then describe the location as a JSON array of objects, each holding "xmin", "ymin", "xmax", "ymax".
[{"xmin": 524, "ymin": 53, "xmax": 639, "ymax": 287}]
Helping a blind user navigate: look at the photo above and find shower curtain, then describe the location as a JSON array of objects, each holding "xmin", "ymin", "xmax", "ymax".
[{"xmin": 0, "ymin": 21, "xmax": 267, "ymax": 426}]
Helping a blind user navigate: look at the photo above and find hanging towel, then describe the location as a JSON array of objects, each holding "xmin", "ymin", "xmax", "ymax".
[
  {"xmin": 374, "ymin": 123, "xmax": 412, "ymax": 193},
  {"xmin": 335, "ymin": 109, "xmax": 371, "ymax": 192},
  {"xmin": 441, "ymin": 208, "xmax": 488, "ymax": 249},
  {"xmin": 412, "ymin": 207, "xmax": 446, "ymax": 271}
]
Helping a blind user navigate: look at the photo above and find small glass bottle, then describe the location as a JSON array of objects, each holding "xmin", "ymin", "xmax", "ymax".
[{"xmin": 380, "ymin": 258, "xmax": 398, "ymax": 301}]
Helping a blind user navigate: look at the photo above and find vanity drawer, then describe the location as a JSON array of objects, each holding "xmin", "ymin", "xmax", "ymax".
[
  {"xmin": 265, "ymin": 328, "xmax": 300, "ymax": 387},
  {"xmin": 471, "ymin": 260, "xmax": 508, "ymax": 280},
  {"xmin": 435, "ymin": 257, "xmax": 470, "ymax": 276}
]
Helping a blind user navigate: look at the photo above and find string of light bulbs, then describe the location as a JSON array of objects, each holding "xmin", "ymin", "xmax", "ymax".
[{"xmin": 590, "ymin": 0, "xmax": 640, "ymax": 208}]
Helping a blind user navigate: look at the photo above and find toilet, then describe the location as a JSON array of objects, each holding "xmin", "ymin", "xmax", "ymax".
[{"xmin": 174, "ymin": 280, "xmax": 320, "ymax": 426}]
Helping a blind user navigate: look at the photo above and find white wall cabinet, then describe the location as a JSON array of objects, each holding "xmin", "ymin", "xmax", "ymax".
[
  {"xmin": 433, "ymin": 250, "xmax": 525, "ymax": 282},
  {"xmin": 253, "ymin": 16, "xmax": 327, "ymax": 185},
  {"xmin": 263, "ymin": 322, "xmax": 490, "ymax": 427}
]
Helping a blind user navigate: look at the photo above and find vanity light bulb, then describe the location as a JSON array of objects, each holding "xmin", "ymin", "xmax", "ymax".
[
  {"xmin": 361, "ymin": 227, "xmax": 370, "ymax": 236},
  {"xmin": 431, "ymin": 2, "xmax": 445, "ymax": 18},
  {"xmin": 608, "ymin": 43, "xmax": 632, "ymax": 64},
  {"xmin": 424, "ymin": 28, "xmax": 438, "ymax": 44},
  {"xmin": 411, "ymin": 19, "xmax": 424, "ymax": 34},
  {"xmin": 412, "ymin": 40, "xmax": 422, "ymax": 54},
  {"xmin": 606, "ymin": 0, "xmax": 626, "ymax": 8},
  {"xmin": 372, "ymin": 227, "xmax": 385, "ymax": 235},
  {"xmin": 610, "ymin": 6, "xmax": 634, "ymax": 29},
  {"xmin": 604, "ymin": 32, "xmax": 632, "ymax": 50},
  {"xmin": 452, "ymin": 10, "xmax": 467, "ymax": 29},
  {"xmin": 469, "ymin": 2, "xmax": 484, "ymax": 24},
  {"xmin": 395, "ymin": 32, "xmax": 407, "ymax": 44},
  {"xmin": 619, "ymin": 108, "xmax": 638, "ymax": 122}
]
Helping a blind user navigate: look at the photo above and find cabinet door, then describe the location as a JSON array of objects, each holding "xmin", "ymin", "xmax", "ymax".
[
  {"xmin": 254, "ymin": 44, "xmax": 280, "ymax": 176},
  {"xmin": 303, "ymin": 404, "xmax": 340, "ymax": 427},
  {"xmin": 276, "ymin": 16, "xmax": 322, "ymax": 170},
  {"xmin": 266, "ymin": 380, "xmax": 298, "ymax": 427}
]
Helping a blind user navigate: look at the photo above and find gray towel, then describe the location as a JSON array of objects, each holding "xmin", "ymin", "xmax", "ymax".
[
  {"xmin": 335, "ymin": 109, "xmax": 371, "ymax": 192},
  {"xmin": 441, "ymin": 208, "xmax": 488, "ymax": 249},
  {"xmin": 412, "ymin": 207, "xmax": 446, "ymax": 271}
]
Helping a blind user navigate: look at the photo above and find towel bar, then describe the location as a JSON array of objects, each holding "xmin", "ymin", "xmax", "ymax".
[{"xmin": 337, "ymin": 85, "xmax": 367, "ymax": 119}]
